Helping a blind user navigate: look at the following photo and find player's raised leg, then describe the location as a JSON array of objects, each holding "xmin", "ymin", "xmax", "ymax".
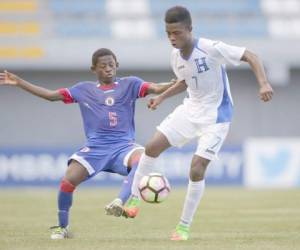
[
  {"xmin": 123, "ymin": 131, "xmax": 171, "ymax": 218},
  {"xmin": 51, "ymin": 160, "xmax": 88, "ymax": 240},
  {"xmin": 105, "ymin": 149, "xmax": 143, "ymax": 217}
]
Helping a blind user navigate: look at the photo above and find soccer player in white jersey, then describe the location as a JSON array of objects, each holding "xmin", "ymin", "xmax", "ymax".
[{"xmin": 123, "ymin": 6, "xmax": 274, "ymax": 240}]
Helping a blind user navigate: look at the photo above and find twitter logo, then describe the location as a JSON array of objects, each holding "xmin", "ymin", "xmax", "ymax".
[{"xmin": 259, "ymin": 149, "xmax": 290, "ymax": 178}]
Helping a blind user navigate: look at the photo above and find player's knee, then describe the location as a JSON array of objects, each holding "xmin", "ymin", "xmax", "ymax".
[
  {"xmin": 145, "ymin": 143, "xmax": 161, "ymax": 158},
  {"xmin": 144, "ymin": 132, "xmax": 170, "ymax": 157},
  {"xmin": 60, "ymin": 178, "xmax": 76, "ymax": 193},
  {"xmin": 190, "ymin": 158, "xmax": 209, "ymax": 181},
  {"xmin": 190, "ymin": 168, "xmax": 205, "ymax": 181},
  {"xmin": 65, "ymin": 160, "xmax": 89, "ymax": 186}
]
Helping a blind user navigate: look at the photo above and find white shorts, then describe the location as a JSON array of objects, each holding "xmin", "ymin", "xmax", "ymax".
[{"xmin": 157, "ymin": 105, "xmax": 230, "ymax": 161}]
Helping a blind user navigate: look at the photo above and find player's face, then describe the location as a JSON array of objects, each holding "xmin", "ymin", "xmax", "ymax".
[
  {"xmin": 165, "ymin": 22, "xmax": 192, "ymax": 49},
  {"xmin": 93, "ymin": 55, "xmax": 117, "ymax": 84}
]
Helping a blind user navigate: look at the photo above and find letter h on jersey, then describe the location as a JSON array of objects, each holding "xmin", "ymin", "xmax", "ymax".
[{"xmin": 194, "ymin": 57, "xmax": 209, "ymax": 73}]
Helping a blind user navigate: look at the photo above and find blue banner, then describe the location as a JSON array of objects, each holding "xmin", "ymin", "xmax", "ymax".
[{"xmin": 0, "ymin": 145, "xmax": 243, "ymax": 186}]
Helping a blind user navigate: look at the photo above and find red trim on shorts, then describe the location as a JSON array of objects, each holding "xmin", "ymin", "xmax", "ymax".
[
  {"xmin": 60, "ymin": 179, "xmax": 75, "ymax": 193},
  {"xmin": 58, "ymin": 88, "xmax": 74, "ymax": 104},
  {"xmin": 139, "ymin": 82, "xmax": 150, "ymax": 97}
]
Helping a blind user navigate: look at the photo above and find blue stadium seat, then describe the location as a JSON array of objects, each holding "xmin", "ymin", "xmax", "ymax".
[
  {"xmin": 49, "ymin": 0, "xmax": 267, "ymax": 39},
  {"xmin": 156, "ymin": 16, "xmax": 268, "ymax": 38},
  {"xmin": 150, "ymin": 0, "xmax": 261, "ymax": 15},
  {"xmin": 193, "ymin": 17, "xmax": 268, "ymax": 38},
  {"xmin": 54, "ymin": 19, "xmax": 111, "ymax": 37},
  {"xmin": 153, "ymin": 0, "xmax": 266, "ymax": 38},
  {"xmin": 48, "ymin": 0, "xmax": 105, "ymax": 15}
]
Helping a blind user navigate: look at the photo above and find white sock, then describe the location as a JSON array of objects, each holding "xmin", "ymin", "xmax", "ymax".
[
  {"xmin": 131, "ymin": 153, "xmax": 156, "ymax": 197},
  {"xmin": 180, "ymin": 179, "xmax": 205, "ymax": 227}
]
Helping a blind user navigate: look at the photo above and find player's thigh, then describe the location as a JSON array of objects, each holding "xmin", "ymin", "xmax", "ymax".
[
  {"xmin": 64, "ymin": 160, "xmax": 89, "ymax": 186},
  {"xmin": 195, "ymin": 122, "xmax": 230, "ymax": 161},
  {"xmin": 109, "ymin": 145, "xmax": 144, "ymax": 175},
  {"xmin": 145, "ymin": 130, "xmax": 171, "ymax": 157},
  {"xmin": 120, "ymin": 145, "xmax": 145, "ymax": 169},
  {"xmin": 128, "ymin": 148, "xmax": 144, "ymax": 168},
  {"xmin": 156, "ymin": 105, "xmax": 196, "ymax": 150}
]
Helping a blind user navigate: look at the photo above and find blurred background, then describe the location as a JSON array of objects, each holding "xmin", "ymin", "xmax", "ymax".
[{"xmin": 0, "ymin": 0, "xmax": 299, "ymax": 188}]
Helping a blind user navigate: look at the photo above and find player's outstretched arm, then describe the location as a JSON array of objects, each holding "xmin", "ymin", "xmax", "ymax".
[
  {"xmin": 147, "ymin": 79, "xmax": 176, "ymax": 95},
  {"xmin": 241, "ymin": 50, "xmax": 274, "ymax": 102},
  {"xmin": 148, "ymin": 80, "xmax": 187, "ymax": 110},
  {"xmin": 0, "ymin": 71, "xmax": 64, "ymax": 102}
]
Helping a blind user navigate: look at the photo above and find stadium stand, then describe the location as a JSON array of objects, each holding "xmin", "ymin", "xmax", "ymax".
[
  {"xmin": 1, "ymin": 0, "xmax": 299, "ymax": 40},
  {"xmin": 261, "ymin": 0, "xmax": 300, "ymax": 38},
  {"xmin": 48, "ymin": 0, "xmax": 105, "ymax": 16},
  {"xmin": 0, "ymin": 22, "xmax": 40, "ymax": 36},
  {"xmin": 47, "ymin": 0, "xmax": 110, "ymax": 37},
  {"xmin": 0, "ymin": 0, "xmax": 299, "ymax": 62},
  {"xmin": 0, "ymin": 0, "xmax": 37, "ymax": 12},
  {"xmin": 153, "ymin": 0, "xmax": 268, "ymax": 38},
  {"xmin": 0, "ymin": 0, "xmax": 43, "ymax": 59},
  {"xmin": 0, "ymin": 47, "xmax": 43, "ymax": 58}
]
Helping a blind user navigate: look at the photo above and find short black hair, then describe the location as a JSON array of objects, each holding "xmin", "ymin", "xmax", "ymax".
[
  {"xmin": 92, "ymin": 48, "xmax": 117, "ymax": 66},
  {"xmin": 165, "ymin": 6, "xmax": 192, "ymax": 27}
]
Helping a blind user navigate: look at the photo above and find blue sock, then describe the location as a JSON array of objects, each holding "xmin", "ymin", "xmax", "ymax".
[
  {"xmin": 58, "ymin": 191, "xmax": 73, "ymax": 228},
  {"xmin": 58, "ymin": 179, "xmax": 75, "ymax": 228},
  {"xmin": 118, "ymin": 163, "xmax": 138, "ymax": 204}
]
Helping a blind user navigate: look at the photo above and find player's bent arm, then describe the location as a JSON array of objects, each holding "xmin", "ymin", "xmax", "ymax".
[
  {"xmin": 241, "ymin": 50, "xmax": 268, "ymax": 87},
  {"xmin": 241, "ymin": 50, "xmax": 274, "ymax": 102},
  {"xmin": 146, "ymin": 80, "xmax": 175, "ymax": 95},
  {"xmin": 147, "ymin": 80, "xmax": 187, "ymax": 110},
  {"xmin": 159, "ymin": 80, "xmax": 187, "ymax": 101}
]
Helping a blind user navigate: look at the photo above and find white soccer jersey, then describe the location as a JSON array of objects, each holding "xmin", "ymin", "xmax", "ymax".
[{"xmin": 171, "ymin": 38, "xmax": 245, "ymax": 124}]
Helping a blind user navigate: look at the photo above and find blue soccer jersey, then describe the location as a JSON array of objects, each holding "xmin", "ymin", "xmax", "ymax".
[{"xmin": 59, "ymin": 76, "xmax": 149, "ymax": 147}]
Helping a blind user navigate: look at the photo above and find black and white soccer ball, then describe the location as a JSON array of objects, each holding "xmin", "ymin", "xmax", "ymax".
[{"xmin": 138, "ymin": 173, "xmax": 171, "ymax": 203}]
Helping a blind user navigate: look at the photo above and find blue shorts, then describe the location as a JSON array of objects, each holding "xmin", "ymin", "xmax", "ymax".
[{"xmin": 68, "ymin": 143, "xmax": 144, "ymax": 179}]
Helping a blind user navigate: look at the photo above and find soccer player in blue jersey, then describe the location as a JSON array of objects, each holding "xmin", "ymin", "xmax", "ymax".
[{"xmin": 0, "ymin": 48, "xmax": 173, "ymax": 239}]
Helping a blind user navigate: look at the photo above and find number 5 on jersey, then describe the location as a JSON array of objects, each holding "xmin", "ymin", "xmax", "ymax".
[{"xmin": 109, "ymin": 112, "xmax": 117, "ymax": 127}]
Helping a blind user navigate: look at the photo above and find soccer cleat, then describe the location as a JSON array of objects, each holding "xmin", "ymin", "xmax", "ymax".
[
  {"xmin": 50, "ymin": 226, "xmax": 70, "ymax": 239},
  {"xmin": 104, "ymin": 198, "xmax": 123, "ymax": 217},
  {"xmin": 170, "ymin": 224, "xmax": 190, "ymax": 241},
  {"xmin": 122, "ymin": 196, "xmax": 141, "ymax": 218}
]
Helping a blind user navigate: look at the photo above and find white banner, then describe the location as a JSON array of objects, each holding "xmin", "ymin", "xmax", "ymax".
[{"xmin": 244, "ymin": 138, "xmax": 300, "ymax": 188}]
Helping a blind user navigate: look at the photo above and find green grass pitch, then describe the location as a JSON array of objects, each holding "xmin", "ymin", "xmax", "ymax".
[{"xmin": 0, "ymin": 187, "xmax": 300, "ymax": 250}]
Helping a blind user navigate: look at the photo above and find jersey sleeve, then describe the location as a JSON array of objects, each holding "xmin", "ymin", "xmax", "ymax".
[
  {"xmin": 201, "ymin": 38, "xmax": 245, "ymax": 66},
  {"xmin": 58, "ymin": 82, "xmax": 84, "ymax": 104},
  {"xmin": 214, "ymin": 41, "xmax": 246, "ymax": 66},
  {"xmin": 58, "ymin": 88, "xmax": 75, "ymax": 104},
  {"xmin": 128, "ymin": 76, "xmax": 150, "ymax": 99}
]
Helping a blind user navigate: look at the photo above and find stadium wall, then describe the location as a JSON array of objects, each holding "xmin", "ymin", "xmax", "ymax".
[{"xmin": 0, "ymin": 69, "xmax": 299, "ymax": 148}]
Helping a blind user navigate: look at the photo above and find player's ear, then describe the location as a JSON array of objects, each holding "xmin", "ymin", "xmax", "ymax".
[
  {"xmin": 90, "ymin": 65, "xmax": 95, "ymax": 72},
  {"xmin": 116, "ymin": 61, "xmax": 119, "ymax": 68}
]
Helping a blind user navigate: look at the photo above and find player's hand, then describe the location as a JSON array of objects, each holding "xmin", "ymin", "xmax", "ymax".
[
  {"xmin": 0, "ymin": 71, "xmax": 20, "ymax": 86},
  {"xmin": 259, "ymin": 83, "xmax": 273, "ymax": 102},
  {"xmin": 148, "ymin": 95, "xmax": 164, "ymax": 110}
]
